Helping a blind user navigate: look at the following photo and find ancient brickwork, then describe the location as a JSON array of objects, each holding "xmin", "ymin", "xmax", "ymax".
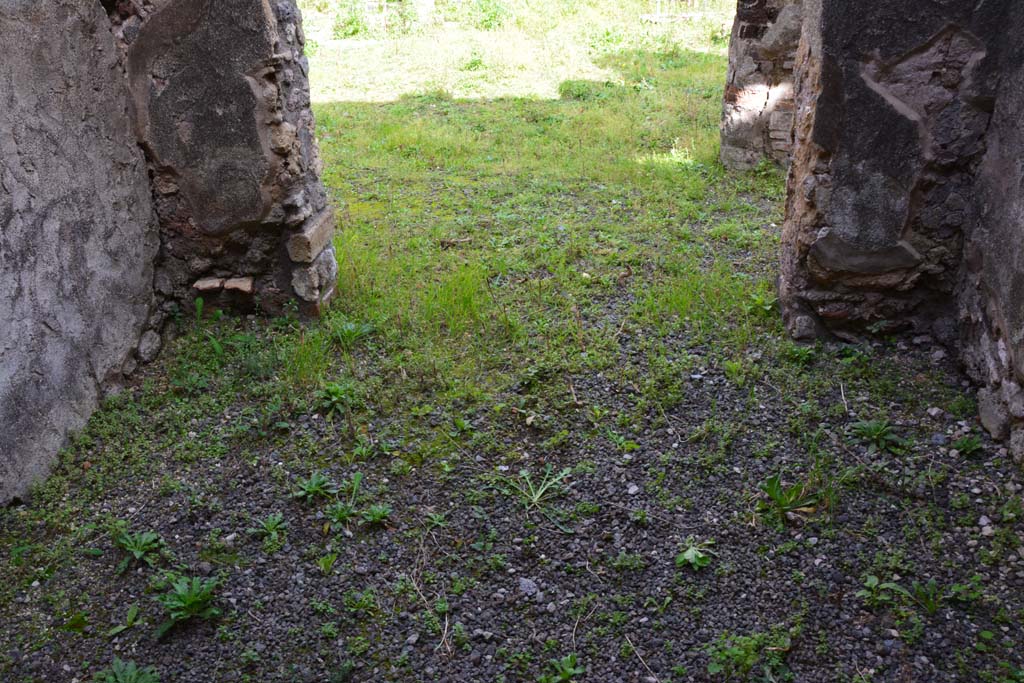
[
  {"xmin": 777, "ymin": 0, "xmax": 1023, "ymax": 457},
  {"xmin": 720, "ymin": 0, "xmax": 802, "ymax": 169}
]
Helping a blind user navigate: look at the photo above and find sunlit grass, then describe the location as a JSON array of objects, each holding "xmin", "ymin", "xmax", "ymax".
[{"xmin": 302, "ymin": 0, "xmax": 733, "ymax": 102}]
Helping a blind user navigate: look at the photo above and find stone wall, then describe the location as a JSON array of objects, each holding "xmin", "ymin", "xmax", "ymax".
[
  {"xmin": 111, "ymin": 0, "xmax": 337, "ymax": 325},
  {"xmin": 0, "ymin": 1, "xmax": 159, "ymax": 502},
  {"xmin": 960, "ymin": 3, "xmax": 1024, "ymax": 455},
  {"xmin": 720, "ymin": 0, "xmax": 802, "ymax": 170},
  {"xmin": 776, "ymin": 0, "xmax": 1023, "ymax": 458},
  {"xmin": 0, "ymin": 0, "xmax": 334, "ymax": 502}
]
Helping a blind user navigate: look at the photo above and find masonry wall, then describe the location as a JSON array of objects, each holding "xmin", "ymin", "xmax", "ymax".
[
  {"xmin": 960, "ymin": 2, "xmax": 1024, "ymax": 455},
  {"xmin": 720, "ymin": 0, "xmax": 802, "ymax": 170},
  {"xmin": 111, "ymin": 0, "xmax": 337, "ymax": 323},
  {"xmin": 0, "ymin": 1, "xmax": 159, "ymax": 502},
  {"xmin": 776, "ymin": 0, "xmax": 1023, "ymax": 458},
  {"xmin": 0, "ymin": 0, "xmax": 335, "ymax": 502}
]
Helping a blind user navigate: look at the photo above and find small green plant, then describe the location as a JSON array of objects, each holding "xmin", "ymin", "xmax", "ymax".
[
  {"xmin": 293, "ymin": 471, "xmax": 338, "ymax": 501},
  {"xmin": 855, "ymin": 575, "xmax": 905, "ymax": 609},
  {"xmin": 676, "ymin": 537, "xmax": 716, "ymax": 570},
  {"xmin": 952, "ymin": 433, "xmax": 984, "ymax": 456},
  {"xmin": 948, "ymin": 574, "xmax": 985, "ymax": 603},
  {"xmin": 106, "ymin": 603, "xmax": 142, "ymax": 638},
  {"xmin": 851, "ymin": 419, "xmax": 905, "ymax": 454},
  {"xmin": 747, "ymin": 291, "xmax": 777, "ymax": 316},
  {"xmin": 539, "ymin": 653, "xmax": 585, "ymax": 683},
  {"xmin": 722, "ymin": 359, "xmax": 747, "ymax": 387},
  {"xmin": 756, "ymin": 473, "xmax": 820, "ymax": 525},
  {"xmin": 462, "ymin": 53, "xmax": 485, "ymax": 71},
  {"xmin": 332, "ymin": 0, "xmax": 368, "ymax": 38},
  {"xmin": 318, "ymin": 381, "xmax": 359, "ymax": 437},
  {"xmin": 857, "ymin": 575, "xmax": 951, "ymax": 616},
  {"xmin": 425, "ymin": 511, "xmax": 447, "ymax": 529},
  {"xmin": 451, "ymin": 415, "xmax": 474, "ymax": 436},
  {"xmin": 975, "ymin": 629, "xmax": 998, "ymax": 653},
  {"xmin": 606, "ymin": 429, "xmax": 641, "ymax": 453},
  {"xmin": 559, "ymin": 79, "xmax": 614, "ymax": 101},
  {"xmin": 344, "ymin": 588, "xmax": 381, "ymax": 617},
  {"xmin": 93, "ymin": 658, "xmax": 160, "ymax": 683},
  {"xmin": 61, "ymin": 610, "xmax": 89, "ymax": 634},
  {"xmin": 327, "ymin": 472, "xmax": 364, "ymax": 530},
  {"xmin": 112, "ymin": 524, "xmax": 164, "ymax": 574},
  {"xmin": 351, "ymin": 435, "xmax": 374, "ymax": 460},
  {"xmin": 1000, "ymin": 495, "xmax": 1023, "ymax": 523},
  {"xmin": 317, "ymin": 553, "xmax": 339, "ymax": 575},
  {"xmin": 611, "ymin": 552, "xmax": 647, "ymax": 572},
  {"xmin": 248, "ymin": 512, "xmax": 288, "ymax": 553},
  {"xmin": 504, "ymin": 464, "xmax": 572, "ymax": 511},
  {"xmin": 907, "ymin": 579, "xmax": 944, "ymax": 616},
  {"xmin": 470, "ymin": 0, "xmax": 510, "ymax": 30},
  {"xmin": 330, "ymin": 317, "xmax": 375, "ymax": 351},
  {"xmin": 361, "ymin": 503, "xmax": 393, "ymax": 527},
  {"xmin": 781, "ymin": 342, "xmax": 817, "ymax": 366},
  {"xmin": 154, "ymin": 574, "xmax": 221, "ymax": 638},
  {"xmin": 327, "ymin": 501, "xmax": 356, "ymax": 527},
  {"xmin": 704, "ymin": 627, "xmax": 792, "ymax": 680},
  {"xmin": 946, "ymin": 392, "xmax": 977, "ymax": 418},
  {"xmin": 318, "ymin": 381, "xmax": 355, "ymax": 418},
  {"xmin": 194, "ymin": 297, "xmax": 204, "ymax": 320}
]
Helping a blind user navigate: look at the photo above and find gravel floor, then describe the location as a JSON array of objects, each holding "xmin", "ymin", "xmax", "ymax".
[{"xmin": 2, "ymin": 329, "xmax": 1023, "ymax": 683}]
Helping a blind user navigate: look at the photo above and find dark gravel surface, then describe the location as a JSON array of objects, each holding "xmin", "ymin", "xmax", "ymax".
[{"xmin": 2, "ymin": 328, "xmax": 1023, "ymax": 683}]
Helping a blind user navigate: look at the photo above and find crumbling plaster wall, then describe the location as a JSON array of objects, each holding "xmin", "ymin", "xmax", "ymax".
[
  {"xmin": 0, "ymin": 1, "xmax": 159, "ymax": 502},
  {"xmin": 774, "ymin": 0, "xmax": 1024, "ymax": 457},
  {"xmin": 1, "ymin": 0, "xmax": 335, "ymax": 502},
  {"xmin": 720, "ymin": 0, "xmax": 802, "ymax": 170}
]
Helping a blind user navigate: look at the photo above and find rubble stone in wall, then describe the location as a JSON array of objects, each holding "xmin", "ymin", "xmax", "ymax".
[
  {"xmin": 960, "ymin": 3, "xmax": 1024, "ymax": 445},
  {"xmin": 780, "ymin": 0, "xmax": 1005, "ymax": 341},
  {"xmin": 0, "ymin": 2, "xmax": 159, "ymax": 502},
  {"xmin": 720, "ymin": 0, "xmax": 802, "ymax": 170},
  {"xmin": 779, "ymin": 0, "xmax": 1024, "ymax": 445},
  {"xmin": 110, "ymin": 0, "xmax": 337, "ymax": 316}
]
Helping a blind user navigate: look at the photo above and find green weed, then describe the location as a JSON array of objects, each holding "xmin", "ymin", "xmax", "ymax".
[
  {"xmin": 293, "ymin": 471, "xmax": 339, "ymax": 502},
  {"xmin": 92, "ymin": 658, "xmax": 160, "ymax": 683},
  {"xmin": 756, "ymin": 473, "xmax": 821, "ymax": 526},
  {"xmin": 154, "ymin": 574, "xmax": 221, "ymax": 638},
  {"xmin": 112, "ymin": 525, "xmax": 164, "ymax": 574}
]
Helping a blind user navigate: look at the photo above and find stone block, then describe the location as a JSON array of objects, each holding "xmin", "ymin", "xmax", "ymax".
[
  {"xmin": 193, "ymin": 277, "xmax": 225, "ymax": 292},
  {"xmin": 292, "ymin": 246, "xmax": 339, "ymax": 303},
  {"xmin": 223, "ymin": 277, "xmax": 255, "ymax": 294},
  {"xmin": 769, "ymin": 110, "xmax": 795, "ymax": 131},
  {"xmin": 979, "ymin": 387, "xmax": 1011, "ymax": 441},
  {"xmin": 138, "ymin": 331, "xmax": 163, "ymax": 364},
  {"xmin": 1003, "ymin": 381, "xmax": 1024, "ymax": 419},
  {"xmin": 1011, "ymin": 427, "xmax": 1024, "ymax": 464},
  {"xmin": 287, "ymin": 209, "xmax": 336, "ymax": 263}
]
